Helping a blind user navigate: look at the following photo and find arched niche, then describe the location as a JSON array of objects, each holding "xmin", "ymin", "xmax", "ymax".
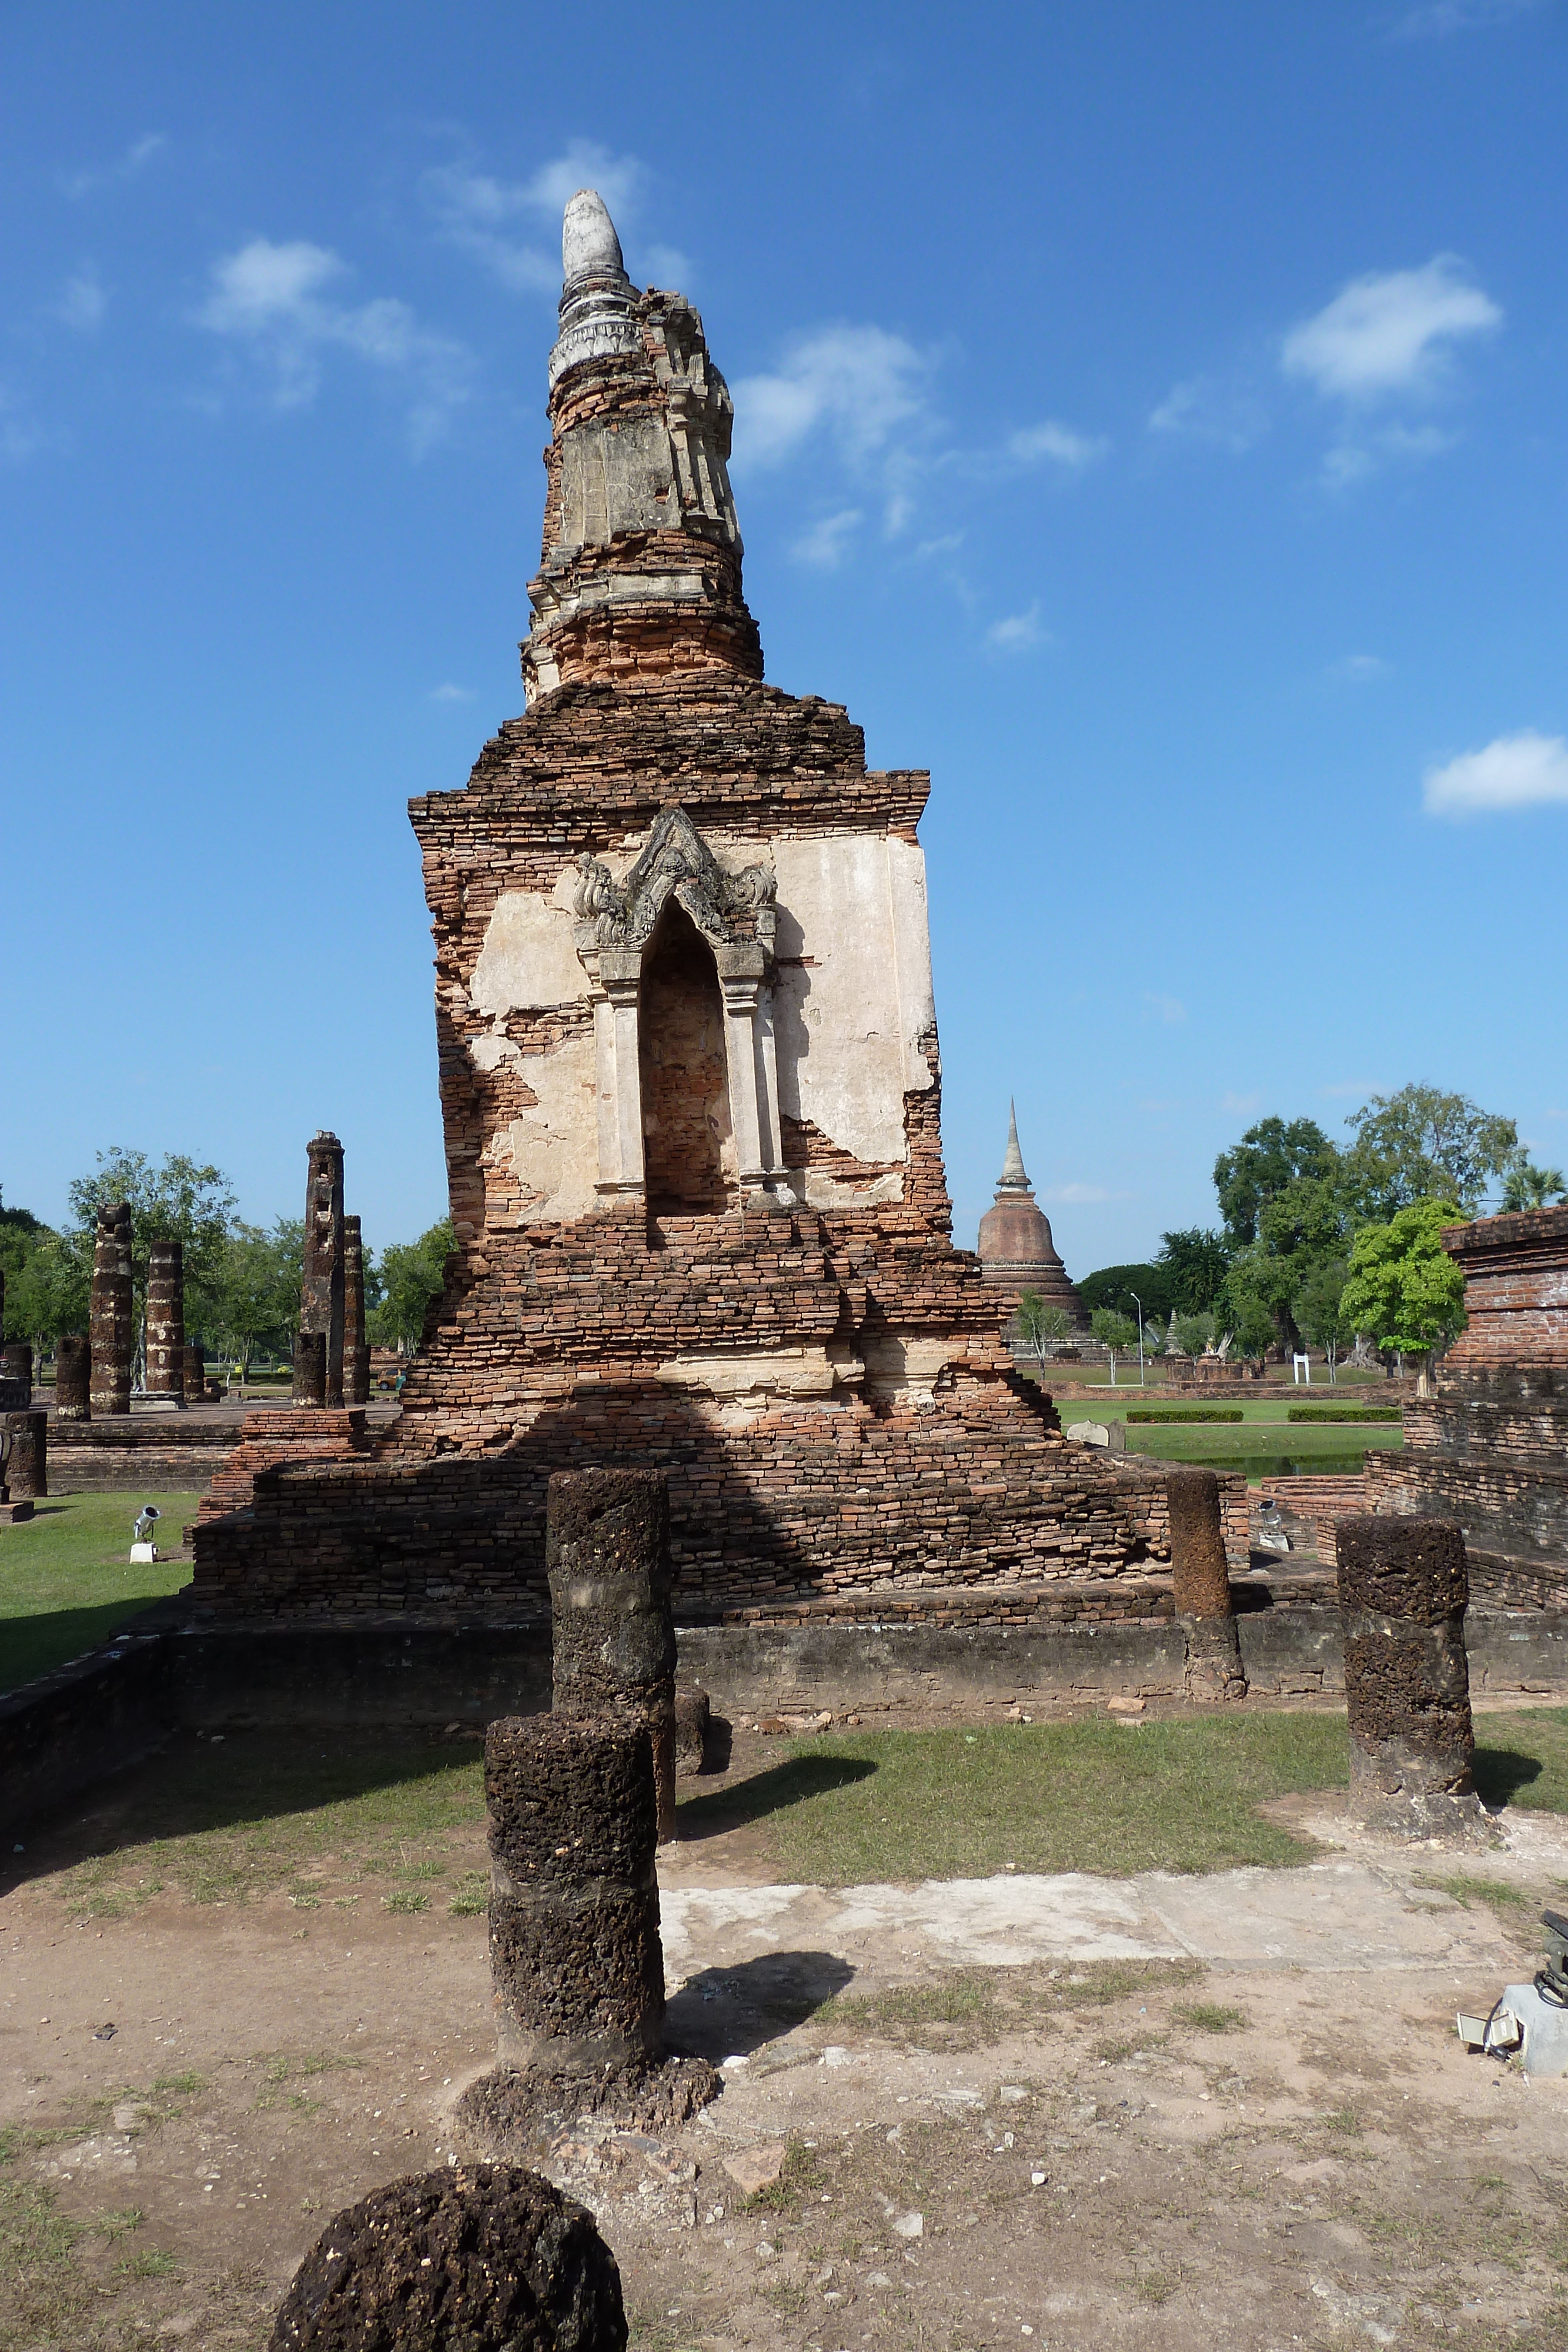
[{"xmin": 638, "ymin": 896, "xmax": 734, "ymax": 1212}]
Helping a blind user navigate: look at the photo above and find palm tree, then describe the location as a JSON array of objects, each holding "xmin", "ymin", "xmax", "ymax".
[{"xmin": 1502, "ymin": 1158, "xmax": 1568, "ymax": 1212}]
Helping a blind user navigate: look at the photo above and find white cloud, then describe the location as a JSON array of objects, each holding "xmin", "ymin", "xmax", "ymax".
[
  {"xmin": 1328, "ymin": 653, "xmax": 1391, "ymax": 682},
  {"xmin": 1423, "ymin": 730, "xmax": 1568, "ymax": 817},
  {"xmin": 1006, "ymin": 420, "xmax": 1108, "ymax": 469},
  {"xmin": 986, "ymin": 603, "xmax": 1050, "ymax": 653},
  {"xmin": 732, "ymin": 325, "xmax": 930, "ymax": 470},
  {"xmin": 1144, "ymin": 993, "xmax": 1188, "ymax": 1025},
  {"xmin": 55, "ymin": 267, "xmax": 105, "ymax": 331},
  {"xmin": 424, "ymin": 142, "xmax": 646, "ymax": 296},
  {"xmin": 429, "ymin": 682, "xmax": 473, "ymax": 702},
  {"xmin": 790, "ymin": 508, "xmax": 862, "ymax": 568},
  {"xmin": 1282, "ymin": 256, "xmax": 1500, "ymax": 400},
  {"xmin": 1148, "ymin": 375, "xmax": 1268, "ymax": 452},
  {"xmin": 1390, "ymin": 0, "xmax": 1543, "ymax": 34},
  {"xmin": 197, "ymin": 238, "xmax": 472, "ymax": 452},
  {"xmin": 1222, "ymin": 1091, "xmax": 1263, "ymax": 1115},
  {"xmin": 62, "ymin": 133, "xmax": 164, "ymax": 201}
]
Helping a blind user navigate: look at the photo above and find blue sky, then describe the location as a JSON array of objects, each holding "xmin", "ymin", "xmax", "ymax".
[{"xmin": 3, "ymin": 0, "xmax": 1564, "ymax": 1274}]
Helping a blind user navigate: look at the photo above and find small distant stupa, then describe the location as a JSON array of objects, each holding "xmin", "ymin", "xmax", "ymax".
[{"xmin": 977, "ymin": 1104, "xmax": 1085, "ymax": 1324}]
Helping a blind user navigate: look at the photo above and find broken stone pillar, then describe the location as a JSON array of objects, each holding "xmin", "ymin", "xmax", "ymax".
[
  {"xmin": 182, "ymin": 1342, "xmax": 207, "ymax": 1405},
  {"xmin": 2, "ymin": 1411, "xmax": 47, "ymax": 1499},
  {"xmin": 674, "ymin": 1686, "xmax": 710, "ymax": 1778},
  {"xmin": 89, "ymin": 1202, "xmax": 134, "ymax": 1417},
  {"xmin": 547, "ymin": 1467, "xmax": 677, "ymax": 1841},
  {"xmin": 292, "ymin": 1329, "xmax": 327, "ymax": 1406},
  {"xmin": 1167, "ymin": 1466, "xmax": 1247, "ymax": 1701},
  {"xmin": 54, "ymin": 1334, "xmax": 91, "ymax": 1420},
  {"xmin": 145, "ymin": 1238, "xmax": 185, "ymax": 1403},
  {"xmin": 342, "ymin": 1214, "xmax": 370, "ymax": 1405},
  {"xmin": 1336, "ymin": 1514, "xmax": 1485, "ymax": 1839},
  {"xmin": 0, "ymin": 1344, "xmax": 32, "ymax": 1404},
  {"xmin": 455, "ymin": 1713, "xmax": 717, "ymax": 2154},
  {"xmin": 268, "ymin": 2162, "xmax": 628, "ymax": 2352},
  {"xmin": 300, "ymin": 1131, "xmax": 345, "ymax": 1407}
]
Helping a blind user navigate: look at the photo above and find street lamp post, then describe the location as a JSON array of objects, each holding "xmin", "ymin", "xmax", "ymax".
[{"xmin": 1131, "ymin": 1291, "xmax": 1146, "ymax": 1388}]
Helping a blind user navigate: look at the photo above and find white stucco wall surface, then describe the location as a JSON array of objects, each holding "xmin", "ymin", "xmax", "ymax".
[
  {"xmin": 500, "ymin": 1032, "xmax": 598, "ymax": 1222},
  {"xmin": 470, "ymin": 890, "xmax": 589, "ymax": 1018},
  {"xmin": 771, "ymin": 833, "xmax": 935, "ymax": 1168}
]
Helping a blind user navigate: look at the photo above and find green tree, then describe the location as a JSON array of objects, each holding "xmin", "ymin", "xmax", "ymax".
[
  {"xmin": 1213, "ymin": 1117, "xmax": 1339, "ymax": 1247},
  {"xmin": 1089, "ymin": 1306, "xmax": 1138, "ymax": 1384},
  {"xmin": 1171, "ymin": 1311, "xmax": 1215, "ymax": 1359},
  {"xmin": 1155, "ymin": 1227, "xmax": 1230, "ymax": 1314},
  {"xmin": 367, "ymin": 1218, "xmax": 456, "ymax": 1354},
  {"xmin": 5, "ymin": 1229, "xmax": 90, "ymax": 1350},
  {"xmin": 1078, "ymin": 1263, "xmax": 1178, "ymax": 1324},
  {"xmin": 1293, "ymin": 1254, "xmax": 1353, "ymax": 1384},
  {"xmin": 206, "ymin": 1220, "xmax": 302, "ymax": 1380},
  {"xmin": 1338, "ymin": 1199, "xmax": 1466, "ymax": 1374},
  {"xmin": 66, "ymin": 1148, "xmax": 238, "ymax": 1349},
  {"xmin": 1345, "ymin": 1085, "xmax": 1516, "ymax": 1220},
  {"xmin": 1, "ymin": 1194, "xmax": 60, "ymax": 1347},
  {"xmin": 1014, "ymin": 1291, "xmax": 1072, "ymax": 1375},
  {"xmin": 1500, "ymin": 1156, "xmax": 1568, "ymax": 1212}
]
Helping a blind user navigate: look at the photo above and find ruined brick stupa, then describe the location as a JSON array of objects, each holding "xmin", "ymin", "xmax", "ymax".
[
  {"xmin": 977, "ymin": 1104, "xmax": 1085, "ymax": 1324},
  {"xmin": 195, "ymin": 193, "xmax": 1169, "ymax": 1619}
]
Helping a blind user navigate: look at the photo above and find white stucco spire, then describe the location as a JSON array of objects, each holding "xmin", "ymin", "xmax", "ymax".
[
  {"xmin": 998, "ymin": 1100, "xmax": 1030, "ymax": 1192},
  {"xmin": 548, "ymin": 188, "xmax": 640, "ymax": 389},
  {"xmin": 561, "ymin": 188, "xmax": 627, "ymax": 285}
]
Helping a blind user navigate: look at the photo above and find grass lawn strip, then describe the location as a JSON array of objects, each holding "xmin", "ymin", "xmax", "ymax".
[{"xmin": 0, "ymin": 1491, "xmax": 200, "ymax": 1695}]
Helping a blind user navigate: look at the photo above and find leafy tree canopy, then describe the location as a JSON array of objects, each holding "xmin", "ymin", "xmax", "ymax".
[
  {"xmin": 1338, "ymin": 1198, "xmax": 1466, "ymax": 1358},
  {"xmin": 1155, "ymin": 1227, "xmax": 1230, "ymax": 1314},
  {"xmin": 368, "ymin": 1219, "xmax": 455, "ymax": 1353},
  {"xmin": 1345, "ymin": 1085, "xmax": 1516, "ymax": 1221},
  {"xmin": 1077, "ymin": 1262, "xmax": 1178, "ymax": 1324},
  {"xmin": 1213, "ymin": 1117, "xmax": 1339, "ymax": 1247}
]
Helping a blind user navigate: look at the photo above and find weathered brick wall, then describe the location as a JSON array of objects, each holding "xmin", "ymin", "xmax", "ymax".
[
  {"xmin": 1256, "ymin": 1474, "xmax": 1371, "ymax": 1566},
  {"xmin": 47, "ymin": 1416, "xmax": 243, "ymax": 1496},
  {"xmin": 1443, "ymin": 1206, "xmax": 1568, "ymax": 1367}
]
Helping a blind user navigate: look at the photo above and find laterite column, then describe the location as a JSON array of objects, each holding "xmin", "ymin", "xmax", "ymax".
[
  {"xmin": 1336, "ymin": 1515, "xmax": 1484, "ymax": 1838},
  {"xmin": 292, "ymin": 1330, "xmax": 327, "ymax": 1406},
  {"xmin": 54, "ymin": 1334, "xmax": 91, "ymax": 1420},
  {"xmin": 182, "ymin": 1342, "xmax": 207, "ymax": 1405},
  {"xmin": 89, "ymin": 1202, "xmax": 134, "ymax": 1417},
  {"xmin": 343, "ymin": 1214, "xmax": 370, "ymax": 1406},
  {"xmin": 1167, "ymin": 1466, "xmax": 1247, "ymax": 1701},
  {"xmin": 146, "ymin": 1238, "xmax": 185, "ymax": 1402},
  {"xmin": 1, "ymin": 1411, "xmax": 46, "ymax": 1499},
  {"xmin": 547, "ymin": 1467, "xmax": 677, "ymax": 1840}
]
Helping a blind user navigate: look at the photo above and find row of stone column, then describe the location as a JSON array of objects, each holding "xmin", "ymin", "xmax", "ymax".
[{"xmin": 292, "ymin": 1131, "xmax": 370, "ymax": 1406}]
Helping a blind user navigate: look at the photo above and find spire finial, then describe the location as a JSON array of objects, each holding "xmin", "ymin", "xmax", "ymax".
[
  {"xmin": 998, "ymin": 1099, "xmax": 1030, "ymax": 1191},
  {"xmin": 561, "ymin": 189, "xmax": 627, "ymax": 286},
  {"xmin": 548, "ymin": 190, "xmax": 639, "ymax": 390}
]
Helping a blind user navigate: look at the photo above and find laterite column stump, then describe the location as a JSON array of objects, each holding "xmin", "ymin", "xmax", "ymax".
[
  {"xmin": 547, "ymin": 1466, "xmax": 678, "ymax": 1840},
  {"xmin": 1167, "ymin": 1466, "xmax": 1247, "ymax": 1702},
  {"xmin": 1336, "ymin": 1514, "xmax": 1490, "ymax": 1842},
  {"xmin": 456, "ymin": 1715, "xmax": 718, "ymax": 2156}
]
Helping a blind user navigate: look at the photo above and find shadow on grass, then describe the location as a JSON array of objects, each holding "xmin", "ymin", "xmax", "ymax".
[
  {"xmin": 6, "ymin": 1723, "xmax": 491, "ymax": 1894},
  {"xmin": 667, "ymin": 1950, "xmax": 857, "ymax": 2060},
  {"xmin": 676, "ymin": 1752, "xmax": 878, "ymax": 1843},
  {"xmin": 1473, "ymin": 1746, "xmax": 1545, "ymax": 1810},
  {"xmin": 1, "ymin": 1599, "xmax": 174, "ymax": 1698}
]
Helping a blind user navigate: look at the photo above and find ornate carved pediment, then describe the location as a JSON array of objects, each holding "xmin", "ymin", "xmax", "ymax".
[{"xmin": 570, "ymin": 808, "xmax": 776, "ymax": 969}]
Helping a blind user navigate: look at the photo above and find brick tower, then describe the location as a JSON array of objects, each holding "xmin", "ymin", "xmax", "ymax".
[{"xmin": 195, "ymin": 193, "xmax": 1166, "ymax": 1620}]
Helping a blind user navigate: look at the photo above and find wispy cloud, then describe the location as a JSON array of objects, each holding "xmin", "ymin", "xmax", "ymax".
[
  {"xmin": 1389, "ymin": 0, "xmax": 1544, "ymax": 35},
  {"xmin": 1144, "ymin": 993, "xmax": 1188, "ymax": 1025},
  {"xmin": 790, "ymin": 507, "xmax": 863, "ymax": 569},
  {"xmin": 1005, "ymin": 420, "xmax": 1108, "ymax": 469},
  {"xmin": 196, "ymin": 238, "xmax": 472, "ymax": 453},
  {"xmin": 1222, "ymin": 1090, "xmax": 1263, "ymax": 1115},
  {"xmin": 1282, "ymin": 255, "xmax": 1500, "ymax": 400},
  {"xmin": 0, "ymin": 380, "xmax": 54, "ymax": 463},
  {"xmin": 54, "ymin": 267, "xmax": 105, "ymax": 332},
  {"xmin": 429, "ymin": 682, "xmax": 473, "ymax": 702},
  {"xmin": 62, "ymin": 133, "xmax": 165, "ymax": 202},
  {"xmin": 424, "ymin": 141, "xmax": 647, "ymax": 296},
  {"xmin": 1328, "ymin": 653, "xmax": 1392, "ymax": 682},
  {"xmin": 986, "ymin": 603, "xmax": 1051, "ymax": 654},
  {"xmin": 1148, "ymin": 375, "xmax": 1269, "ymax": 453},
  {"xmin": 733, "ymin": 325, "xmax": 931, "ymax": 472},
  {"xmin": 1423, "ymin": 730, "xmax": 1568, "ymax": 817}
]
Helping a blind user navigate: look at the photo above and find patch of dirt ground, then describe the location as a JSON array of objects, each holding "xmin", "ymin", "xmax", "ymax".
[{"xmin": 4, "ymin": 1736, "xmax": 1568, "ymax": 2350}]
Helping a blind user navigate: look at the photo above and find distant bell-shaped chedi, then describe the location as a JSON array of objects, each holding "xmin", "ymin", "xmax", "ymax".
[{"xmin": 977, "ymin": 1105, "xmax": 1085, "ymax": 1324}]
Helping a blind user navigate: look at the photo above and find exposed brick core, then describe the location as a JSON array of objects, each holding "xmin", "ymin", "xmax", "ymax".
[{"xmin": 638, "ymin": 901, "xmax": 732, "ymax": 1212}]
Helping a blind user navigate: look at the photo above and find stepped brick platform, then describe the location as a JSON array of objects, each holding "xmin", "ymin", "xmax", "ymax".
[{"xmin": 1367, "ymin": 1208, "xmax": 1568, "ymax": 1607}]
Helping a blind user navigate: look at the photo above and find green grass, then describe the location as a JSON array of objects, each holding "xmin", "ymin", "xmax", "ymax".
[
  {"xmin": 681, "ymin": 1715, "xmax": 1355, "ymax": 1882},
  {"xmin": 49, "ymin": 1729, "xmax": 487, "ymax": 1919},
  {"xmin": 0, "ymin": 1491, "xmax": 200, "ymax": 1695}
]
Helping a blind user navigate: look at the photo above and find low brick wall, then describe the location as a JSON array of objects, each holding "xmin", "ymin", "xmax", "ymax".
[{"xmin": 46, "ymin": 1413, "xmax": 246, "ymax": 1496}]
